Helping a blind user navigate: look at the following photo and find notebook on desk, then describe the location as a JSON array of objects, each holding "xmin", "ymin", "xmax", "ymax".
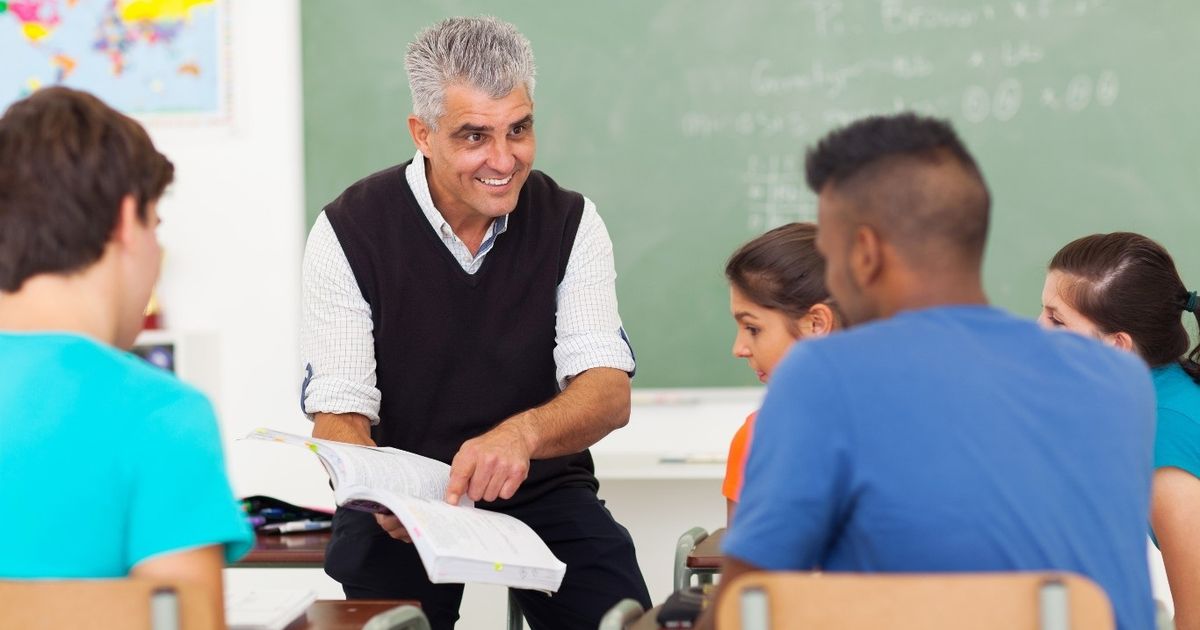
[{"xmin": 225, "ymin": 589, "xmax": 316, "ymax": 630}]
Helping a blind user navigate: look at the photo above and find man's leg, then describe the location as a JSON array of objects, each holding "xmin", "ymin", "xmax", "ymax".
[
  {"xmin": 504, "ymin": 487, "xmax": 652, "ymax": 630},
  {"xmin": 324, "ymin": 508, "xmax": 465, "ymax": 630}
]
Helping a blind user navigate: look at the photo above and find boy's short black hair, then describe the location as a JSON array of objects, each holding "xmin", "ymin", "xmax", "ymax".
[
  {"xmin": 804, "ymin": 112, "xmax": 991, "ymax": 267},
  {"xmin": 805, "ymin": 112, "xmax": 981, "ymax": 193}
]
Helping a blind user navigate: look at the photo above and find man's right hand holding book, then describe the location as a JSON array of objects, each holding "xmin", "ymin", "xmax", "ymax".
[{"xmin": 313, "ymin": 412, "xmax": 413, "ymax": 543}]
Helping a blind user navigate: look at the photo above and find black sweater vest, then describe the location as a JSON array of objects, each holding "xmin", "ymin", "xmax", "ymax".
[{"xmin": 324, "ymin": 161, "xmax": 596, "ymax": 508}]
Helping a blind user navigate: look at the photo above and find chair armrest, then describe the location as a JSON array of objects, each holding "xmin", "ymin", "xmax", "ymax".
[{"xmin": 674, "ymin": 526, "xmax": 710, "ymax": 592}]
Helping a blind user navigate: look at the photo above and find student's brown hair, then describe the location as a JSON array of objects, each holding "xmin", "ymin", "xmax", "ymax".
[
  {"xmin": 725, "ymin": 222, "xmax": 841, "ymax": 332},
  {"xmin": 0, "ymin": 87, "xmax": 174, "ymax": 292},
  {"xmin": 1049, "ymin": 232, "xmax": 1200, "ymax": 383}
]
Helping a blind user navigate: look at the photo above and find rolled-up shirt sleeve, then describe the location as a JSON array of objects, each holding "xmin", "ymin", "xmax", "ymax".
[
  {"xmin": 554, "ymin": 198, "xmax": 636, "ymax": 389},
  {"xmin": 300, "ymin": 212, "xmax": 381, "ymax": 424}
]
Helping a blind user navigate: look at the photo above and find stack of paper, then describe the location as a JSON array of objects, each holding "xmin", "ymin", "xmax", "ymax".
[{"xmin": 225, "ymin": 589, "xmax": 317, "ymax": 630}]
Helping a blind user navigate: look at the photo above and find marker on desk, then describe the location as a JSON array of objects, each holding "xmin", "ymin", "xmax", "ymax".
[{"xmin": 260, "ymin": 519, "xmax": 333, "ymax": 534}]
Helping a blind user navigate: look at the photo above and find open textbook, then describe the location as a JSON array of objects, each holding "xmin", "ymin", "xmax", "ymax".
[{"xmin": 243, "ymin": 428, "xmax": 566, "ymax": 592}]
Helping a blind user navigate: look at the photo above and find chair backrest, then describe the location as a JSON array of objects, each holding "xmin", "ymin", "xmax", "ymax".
[
  {"xmin": 716, "ymin": 572, "xmax": 1115, "ymax": 630},
  {"xmin": 0, "ymin": 578, "xmax": 218, "ymax": 630}
]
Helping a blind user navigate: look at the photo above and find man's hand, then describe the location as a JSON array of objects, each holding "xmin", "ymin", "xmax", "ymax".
[
  {"xmin": 312, "ymin": 413, "xmax": 414, "ymax": 541},
  {"xmin": 445, "ymin": 420, "xmax": 534, "ymax": 505},
  {"xmin": 375, "ymin": 512, "xmax": 411, "ymax": 543},
  {"xmin": 441, "ymin": 368, "xmax": 630, "ymax": 505}
]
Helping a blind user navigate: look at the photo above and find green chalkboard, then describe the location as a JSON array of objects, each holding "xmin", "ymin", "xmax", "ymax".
[{"xmin": 301, "ymin": 1, "xmax": 1200, "ymax": 387}]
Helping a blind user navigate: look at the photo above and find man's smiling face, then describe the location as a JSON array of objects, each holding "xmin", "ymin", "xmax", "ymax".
[{"xmin": 411, "ymin": 83, "xmax": 536, "ymax": 225}]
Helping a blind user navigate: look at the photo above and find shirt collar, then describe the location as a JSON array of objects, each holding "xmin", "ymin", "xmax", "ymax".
[
  {"xmin": 406, "ymin": 150, "xmax": 508, "ymax": 240},
  {"xmin": 1151, "ymin": 362, "xmax": 1181, "ymax": 385}
]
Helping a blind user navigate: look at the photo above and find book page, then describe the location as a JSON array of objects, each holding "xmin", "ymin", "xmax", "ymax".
[
  {"xmin": 322, "ymin": 442, "xmax": 450, "ymax": 500},
  {"xmin": 225, "ymin": 589, "xmax": 316, "ymax": 630},
  {"xmin": 407, "ymin": 498, "xmax": 532, "ymax": 562},
  {"xmin": 351, "ymin": 489, "xmax": 565, "ymax": 573},
  {"xmin": 243, "ymin": 428, "xmax": 451, "ymax": 501}
]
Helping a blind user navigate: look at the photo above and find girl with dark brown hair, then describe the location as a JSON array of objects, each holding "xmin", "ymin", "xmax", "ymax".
[
  {"xmin": 1041, "ymin": 232, "xmax": 1200, "ymax": 629},
  {"xmin": 722, "ymin": 222, "xmax": 842, "ymax": 524}
]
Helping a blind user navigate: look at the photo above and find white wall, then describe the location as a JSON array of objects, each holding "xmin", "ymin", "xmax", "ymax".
[{"xmin": 145, "ymin": 0, "xmax": 323, "ymax": 504}]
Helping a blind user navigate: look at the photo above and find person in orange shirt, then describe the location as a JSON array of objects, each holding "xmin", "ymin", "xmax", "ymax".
[{"xmin": 722, "ymin": 222, "xmax": 842, "ymax": 524}]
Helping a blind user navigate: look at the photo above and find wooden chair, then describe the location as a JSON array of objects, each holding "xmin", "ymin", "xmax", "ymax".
[
  {"xmin": 0, "ymin": 578, "xmax": 217, "ymax": 630},
  {"xmin": 715, "ymin": 572, "xmax": 1115, "ymax": 630}
]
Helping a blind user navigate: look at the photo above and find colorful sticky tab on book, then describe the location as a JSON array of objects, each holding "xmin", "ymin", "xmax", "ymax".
[
  {"xmin": 307, "ymin": 442, "xmax": 318, "ymax": 453},
  {"xmin": 494, "ymin": 563, "xmax": 504, "ymax": 572}
]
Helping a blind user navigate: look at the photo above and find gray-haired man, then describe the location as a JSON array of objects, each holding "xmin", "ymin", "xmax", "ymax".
[{"xmin": 300, "ymin": 16, "xmax": 651, "ymax": 629}]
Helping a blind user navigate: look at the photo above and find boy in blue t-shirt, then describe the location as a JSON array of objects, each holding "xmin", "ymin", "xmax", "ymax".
[
  {"xmin": 697, "ymin": 113, "xmax": 1155, "ymax": 630},
  {"xmin": 0, "ymin": 88, "xmax": 251, "ymax": 624}
]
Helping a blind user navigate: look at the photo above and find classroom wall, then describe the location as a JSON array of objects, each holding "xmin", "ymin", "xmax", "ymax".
[{"xmin": 142, "ymin": 0, "xmax": 320, "ymax": 502}]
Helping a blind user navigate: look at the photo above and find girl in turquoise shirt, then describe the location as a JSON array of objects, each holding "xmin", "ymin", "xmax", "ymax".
[{"xmin": 1039, "ymin": 232, "xmax": 1200, "ymax": 630}]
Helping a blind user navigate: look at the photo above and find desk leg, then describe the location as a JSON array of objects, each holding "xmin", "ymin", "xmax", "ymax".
[{"xmin": 507, "ymin": 589, "xmax": 523, "ymax": 630}]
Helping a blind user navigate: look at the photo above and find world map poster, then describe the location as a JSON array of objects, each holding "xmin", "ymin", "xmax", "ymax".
[{"xmin": 0, "ymin": 0, "xmax": 225, "ymax": 118}]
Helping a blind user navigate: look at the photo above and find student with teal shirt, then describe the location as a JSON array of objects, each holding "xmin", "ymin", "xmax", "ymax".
[
  {"xmin": 0, "ymin": 88, "xmax": 252, "ymax": 624},
  {"xmin": 1040, "ymin": 232, "xmax": 1200, "ymax": 630}
]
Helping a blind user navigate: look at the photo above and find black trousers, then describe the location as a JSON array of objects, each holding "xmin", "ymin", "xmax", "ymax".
[{"xmin": 325, "ymin": 486, "xmax": 652, "ymax": 630}]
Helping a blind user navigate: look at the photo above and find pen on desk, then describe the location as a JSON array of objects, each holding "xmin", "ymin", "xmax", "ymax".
[{"xmin": 260, "ymin": 519, "xmax": 333, "ymax": 534}]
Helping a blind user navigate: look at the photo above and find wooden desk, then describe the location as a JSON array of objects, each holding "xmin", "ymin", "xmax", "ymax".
[
  {"xmin": 236, "ymin": 532, "xmax": 331, "ymax": 568},
  {"xmin": 234, "ymin": 537, "xmax": 428, "ymax": 628},
  {"xmin": 297, "ymin": 600, "xmax": 419, "ymax": 630},
  {"xmin": 686, "ymin": 528, "xmax": 725, "ymax": 570}
]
